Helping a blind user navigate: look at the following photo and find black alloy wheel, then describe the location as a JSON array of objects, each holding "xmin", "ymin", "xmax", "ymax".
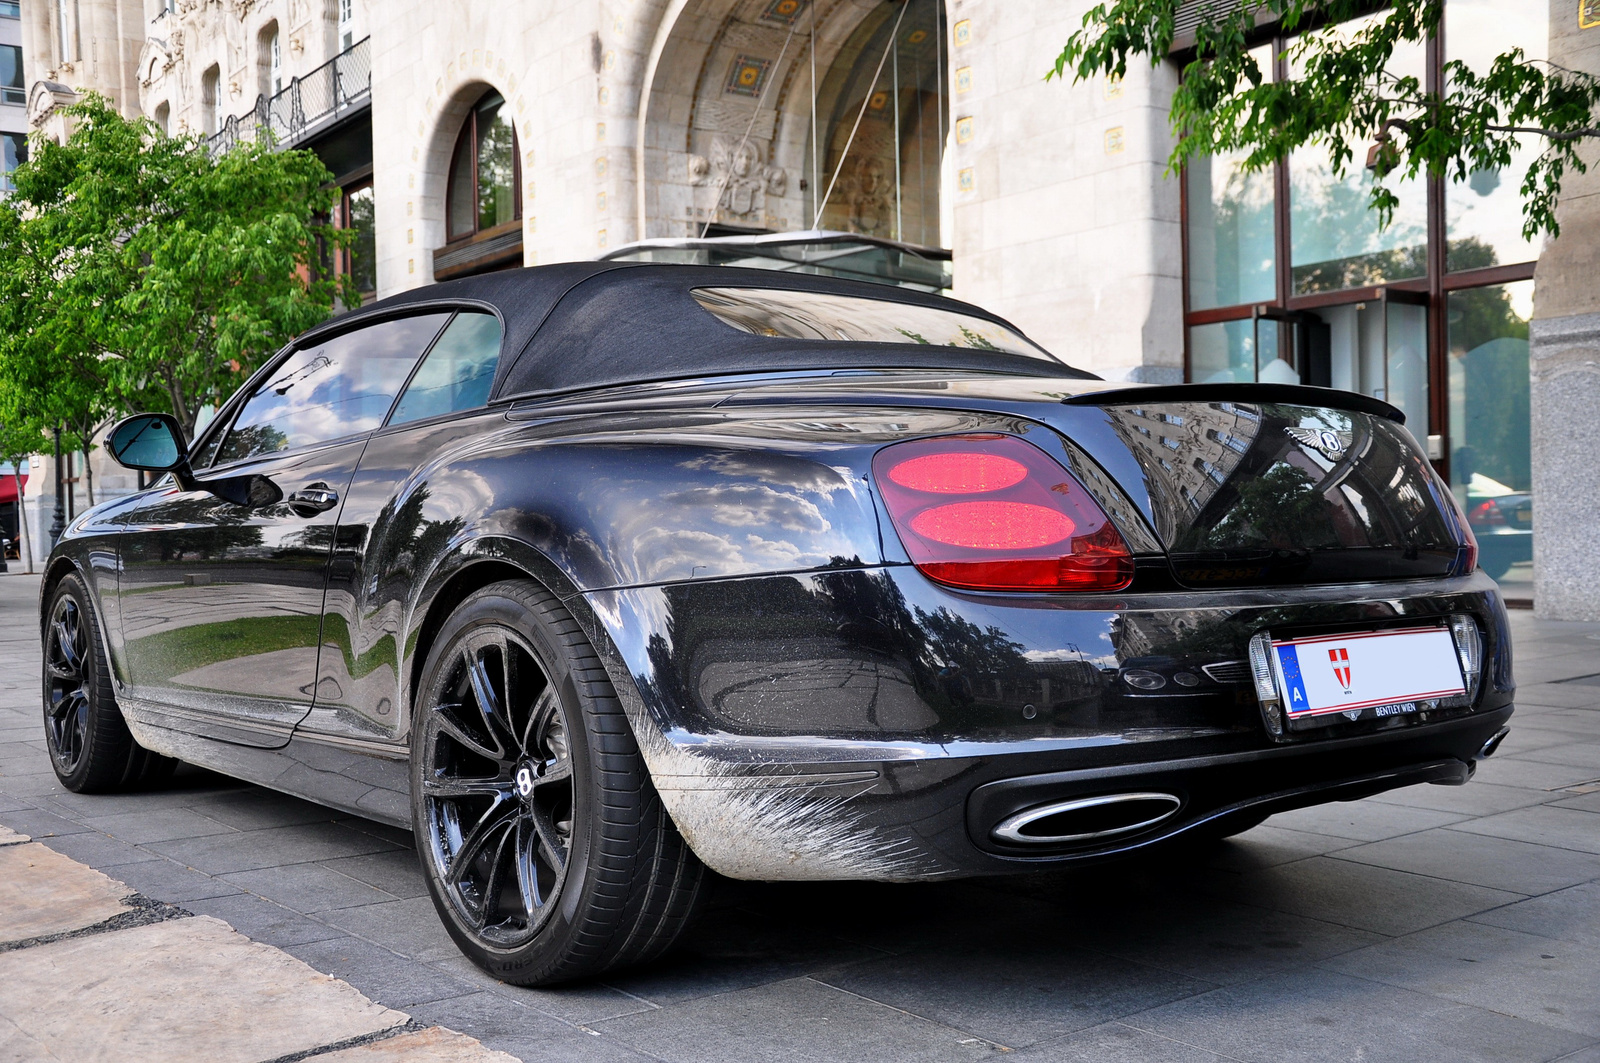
[
  {"xmin": 418, "ymin": 626, "xmax": 575, "ymax": 948},
  {"xmin": 411, "ymin": 580, "xmax": 707, "ymax": 985},
  {"xmin": 41, "ymin": 573, "xmax": 174, "ymax": 792},
  {"xmin": 44, "ymin": 593, "xmax": 92, "ymax": 776}
]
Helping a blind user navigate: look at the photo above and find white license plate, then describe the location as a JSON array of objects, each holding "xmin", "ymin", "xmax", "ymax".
[{"xmin": 1271, "ymin": 626, "xmax": 1466, "ymax": 719}]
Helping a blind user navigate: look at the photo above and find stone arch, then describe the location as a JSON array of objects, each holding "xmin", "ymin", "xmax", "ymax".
[
  {"xmin": 412, "ymin": 70, "xmax": 530, "ymax": 284},
  {"xmin": 635, "ymin": 0, "xmax": 947, "ymax": 245}
]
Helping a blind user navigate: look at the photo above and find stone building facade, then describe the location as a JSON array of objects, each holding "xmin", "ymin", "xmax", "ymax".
[{"xmin": 15, "ymin": 0, "xmax": 1600, "ymax": 619}]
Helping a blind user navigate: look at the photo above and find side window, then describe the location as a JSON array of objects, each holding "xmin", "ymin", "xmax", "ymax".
[
  {"xmin": 389, "ymin": 311, "xmax": 504, "ymax": 426},
  {"xmin": 213, "ymin": 313, "xmax": 451, "ymax": 465}
]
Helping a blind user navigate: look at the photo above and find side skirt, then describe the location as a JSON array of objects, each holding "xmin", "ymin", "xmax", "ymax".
[{"xmin": 123, "ymin": 713, "xmax": 412, "ymax": 830}]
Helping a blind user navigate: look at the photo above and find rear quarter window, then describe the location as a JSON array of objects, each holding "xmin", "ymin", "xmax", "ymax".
[{"xmin": 691, "ymin": 287, "xmax": 1057, "ymax": 362}]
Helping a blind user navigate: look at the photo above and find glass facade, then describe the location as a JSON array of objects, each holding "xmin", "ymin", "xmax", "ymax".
[
  {"xmin": 809, "ymin": 0, "xmax": 947, "ymax": 248},
  {"xmin": 1, "ymin": 132, "xmax": 25, "ymax": 193},
  {"xmin": 1, "ymin": 44, "xmax": 23, "ymax": 105},
  {"xmin": 1182, "ymin": 1, "xmax": 1542, "ymax": 599},
  {"xmin": 1448, "ymin": 281, "xmax": 1533, "ymax": 597}
]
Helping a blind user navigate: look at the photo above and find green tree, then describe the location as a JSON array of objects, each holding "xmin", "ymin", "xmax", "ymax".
[
  {"xmin": 1050, "ymin": 0, "xmax": 1600, "ymax": 238},
  {"xmin": 0, "ymin": 396, "xmax": 47, "ymax": 572},
  {"xmin": 0, "ymin": 94, "xmax": 352, "ymax": 472}
]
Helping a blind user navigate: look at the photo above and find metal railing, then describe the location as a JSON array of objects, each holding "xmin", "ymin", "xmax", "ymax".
[{"xmin": 208, "ymin": 36, "xmax": 370, "ymax": 154}]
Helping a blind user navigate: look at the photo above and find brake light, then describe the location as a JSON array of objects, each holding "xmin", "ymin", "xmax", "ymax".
[
  {"xmin": 1468, "ymin": 500, "xmax": 1506, "ymax": 528},
  {"xmin": 1438, "ymin": 483, "xmax": 1479, "ymax": 576},
  {"xmin": 873, "ymin": 435, "xmax": 1134, "ymax": 591}
]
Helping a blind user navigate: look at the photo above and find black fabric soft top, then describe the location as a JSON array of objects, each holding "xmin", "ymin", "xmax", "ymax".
[{"xmin": 307, "ymin": 262, "xmax": 1092, "ymax": 402}]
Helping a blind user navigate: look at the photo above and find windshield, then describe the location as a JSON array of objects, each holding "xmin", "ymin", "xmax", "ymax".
[{"xmin": 691, "ymin": 287, "xmax": 1058, "ymax": 362}]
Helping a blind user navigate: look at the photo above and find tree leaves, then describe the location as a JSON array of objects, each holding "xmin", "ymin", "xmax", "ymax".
[
  {"xmin": 0, "ymin": 94, "xmax": 354, "ymax": 445},
  {"xmin": 1050, "ymin": 0, "xmax": 1600, "ymax": 239}
]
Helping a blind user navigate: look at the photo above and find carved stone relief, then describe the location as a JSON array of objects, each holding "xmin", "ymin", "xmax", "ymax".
[{"xmin": 694, "ymin": 135, "xmax": 786, "ymax": 222}]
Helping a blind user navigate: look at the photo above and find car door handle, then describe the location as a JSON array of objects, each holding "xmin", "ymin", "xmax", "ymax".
[{"xmin": 286, "ymin": 483, "xmax": 339, "ymax": 515}]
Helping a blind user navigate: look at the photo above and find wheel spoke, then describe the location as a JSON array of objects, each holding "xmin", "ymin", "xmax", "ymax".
[
  {"xmin": 527, "ymin": 687, "xmax": 559, "ymax": 756},
  {"xmin": 514, "ymin": 817, "xmax": 541, "ymax": 914},
  {"xmin": 535, "ymin": 759, "xmax": 571, "ymax": 788},
  {"xmin": 446, "ymin": 798, "xmax": 517, "ymax": 888},
  {"xmin": 475, "ymin": 821, "xmax": 515, "ymax": 930},
  {"xmin": 431, "ymin": 704, "xmax": 501, "ymax": 763},
  {"xmin": 528, "ymin": 803, "xmax": 568, "ymax": 873},
  {"xmin": 53, "ymin": 619, "xmax": 80, "ymax": 672},
  {"xmin": 465, "ymin": 645, "xmax": 514, "ymax": 757},
  {"xmin": 422, "ymin": 775, "xmax": 514, "ymax": 800}
]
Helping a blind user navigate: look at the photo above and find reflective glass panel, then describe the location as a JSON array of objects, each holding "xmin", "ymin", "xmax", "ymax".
[
  {"xmin": 215, "ymin": 314, "xmax": 450, "ymax": 463},
  {"xmin": 1445, "ymin": 0, "xmax": 1548, "ymax": 271},
  {"xmin": 347, "ymin": 185, "xmax": 376, "ymax": 297},
  {"xmin": 1448, "ymin": 281, "xmax": 1532, "ymax": 595},
  {"xmin": 1385, "ymin": 300, "xmax": 1429, "ymax": 426},
  {"xmin": 1289, "ymin": 15, "xmax": 1428, "ymax": 294},
  {"xmin": 1189, "ymin": 319, "xmax": 1257, "ymax": 383},
  {"xmin": 475, "ymin": 93, "xmax": 517, "ymax": 231},
  {"xmin": 811, "ymin": 0, "xmax": 948, "ymax": 248},
  {"xmin": 692, "ymin": 287, "xmax": 1056, "ymax": 360},
  {"xmin": 390, "ymin": 312, "xmax": 504, "ymax": 425},
  {"xmin": 1, "ymin": 132, "xmax": 25, "ymax": 192},
  {"xmin": 1186, "ymin": 45, "xmax": 1277, "ymax": 311},
  {"xmin": 446, "ymin": 128, "xmax": 474, "ymax": 239}
]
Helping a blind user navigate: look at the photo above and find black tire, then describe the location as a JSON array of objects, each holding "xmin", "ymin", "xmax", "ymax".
[
  {"xmin": 411, "ymin": 579, "xmax": 706, "ymax": 985},
  {"xmin": 42, "ymin": 573, "xmax": 175, "ymax": 793}
]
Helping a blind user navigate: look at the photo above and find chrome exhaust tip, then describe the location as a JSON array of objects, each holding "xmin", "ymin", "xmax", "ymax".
[
  {"xmin": 991, "ymin": 792, "xmax": 1182, "ymax": 846},
  {"xmin": 1478, "ymin": 726, "xmax": 1511, "ymax": 760}
]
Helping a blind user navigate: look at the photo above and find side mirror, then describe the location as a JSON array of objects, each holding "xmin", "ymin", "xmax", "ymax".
[
  {"xmin": 105, "ymin": 412, "xmax": 280, "ymax": 510},
  {"xmin": 107, "ymin": 413, "xmax": 188, "ymax": 471}
]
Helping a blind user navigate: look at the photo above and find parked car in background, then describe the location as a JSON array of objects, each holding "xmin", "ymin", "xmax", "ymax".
[
  {"xmin": 40, "ymin": 263, "xmax": 1513, "ymax": 986},
  {"xmin": 1463, "ymin": 472, "xmax": 1533, "ymax": 580}
]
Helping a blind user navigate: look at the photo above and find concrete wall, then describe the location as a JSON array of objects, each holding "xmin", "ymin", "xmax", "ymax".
[
  {"xmin": 944, "ymin": 0, "xmax": 1182, "ymax": 382},
  {"xmin": 1528, "ymin": 0, "xmax": 1600, "ymax": 620}
]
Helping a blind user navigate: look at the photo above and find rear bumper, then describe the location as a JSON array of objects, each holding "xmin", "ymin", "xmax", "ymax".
[{"xmin": 579, "ymin": 566, "xmax": 1515, "ymax": 880}]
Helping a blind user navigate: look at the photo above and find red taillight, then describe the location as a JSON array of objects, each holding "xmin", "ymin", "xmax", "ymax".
[
  {"xmin": 873, "ymin": 435, "xmax": 1134, "ymax": 592},
  {"xmin": 1468, "ymin": 500, "xmax": 1506, "ymax": 528}
]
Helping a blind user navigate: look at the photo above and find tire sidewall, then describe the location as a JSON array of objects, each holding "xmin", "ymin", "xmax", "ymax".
[{"xmin": 410, "ymin": 585, "xmax": 609, "ymax": 982}]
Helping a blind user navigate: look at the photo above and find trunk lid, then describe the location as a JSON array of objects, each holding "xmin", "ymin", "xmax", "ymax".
[{"xmin": 1054, "ymin": 385, "xmax": 1469, "ymax": 588}]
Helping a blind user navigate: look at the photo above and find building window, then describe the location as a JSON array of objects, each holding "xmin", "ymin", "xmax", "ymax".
[
  {"xmin": 338, "ymin": 0, "xmax": 355, "ymax": 52},
  {"xmin": 267, "ymin": 26, "xmax": 283, "ymax": 97},
  {"xmin": 0, "ymin": 2, "xmax": 19, "ymax": 19},
  {"xmin": 55, "ymin": 0, "xmax": 78, "ymax": 63},
  {"xmin": 340, "ymin": 180, "xmax": 376, "ymax": 302},
  {"xmin": 445, "ymin": 91, "xmax": 521, "ymax": 242},
  {"xmin": 153, "ymin": 101, "xmax": 170, "ymax": 135},
  {"xmin": 1179, "ymin": 0, "xmax": 1547, "ymax": 599},
  {"xmin": 2, "ymin": 132, "xmax": 26, "ymax": 193},
  {"xmin": 0, "ymin": 44, "xmax": 21, "ymax": 105},
  {"xmin": 200, "ymin": 64, "xmax": 220, "ymax": 135}
]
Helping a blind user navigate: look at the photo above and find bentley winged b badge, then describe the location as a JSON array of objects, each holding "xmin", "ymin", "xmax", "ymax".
[{"xmin": 1286, "ymin": 425, "xmax": 1351, "ymax": 460}]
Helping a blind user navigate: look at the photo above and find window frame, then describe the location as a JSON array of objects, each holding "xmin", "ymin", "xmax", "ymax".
[
  {"xmin": 1, "ymin": 44, "xmax": 24, "ymax": 105},
  {"xmin": 381, "ymin": 309, "xmax": 509, "ymax": 431},
  {"xmin": 1177, "ymin": 10, "xmax": 1540, "ymax": 467},
  {"xmin": 444, "ymin": 92, "xmax": 523, "ymax": 244}
]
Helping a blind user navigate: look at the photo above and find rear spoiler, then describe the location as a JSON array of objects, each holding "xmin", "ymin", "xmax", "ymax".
[{"xmin": 1060, "ymin": 382, "xmax": 1405, "ymax": 424}]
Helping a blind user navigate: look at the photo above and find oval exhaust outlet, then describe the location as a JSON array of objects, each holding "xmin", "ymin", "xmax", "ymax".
[{"xmin": 992, "ymin": 792, "xmax": 1182, "ymax": 845}]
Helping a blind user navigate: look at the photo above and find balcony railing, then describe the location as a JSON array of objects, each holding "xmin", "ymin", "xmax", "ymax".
[{"xmin": 208, "ymin": 35, "xmax": 370, "ymax": 154}]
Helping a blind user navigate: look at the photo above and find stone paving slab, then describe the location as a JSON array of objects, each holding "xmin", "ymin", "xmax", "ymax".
[
  {"xmin": 0, "ymin": 915, "xmax": 407, "ymax": 1063},
  {"xmin": 316, "ymin": 1026, "xmax": 521, "ymax": 1063},
  {"xmin": 0, "ymin": 823, "xmax": 26, "ymax": 845},
  {"xmin": 0, "ymin": 841, "xmax": 133, "ymax": 943}
]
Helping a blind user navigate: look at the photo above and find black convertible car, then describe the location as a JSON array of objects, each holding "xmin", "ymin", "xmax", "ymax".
[{"xmin": 41, "ymin": 263, "xmax": 1513, "ymax": 985}]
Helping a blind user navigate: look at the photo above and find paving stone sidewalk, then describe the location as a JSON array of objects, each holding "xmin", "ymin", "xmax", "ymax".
[{"xmin": 3, "ymin": 568, "xmax": 1600, "ymax": 1062}]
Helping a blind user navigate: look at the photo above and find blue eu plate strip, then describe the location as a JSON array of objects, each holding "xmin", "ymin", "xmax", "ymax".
[{"xmin": 1275, "ymin": 644, "xmax": 1311, "ymax": 715}]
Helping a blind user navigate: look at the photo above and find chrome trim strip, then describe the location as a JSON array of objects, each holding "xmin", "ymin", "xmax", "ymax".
[{"xmin": 991, "ymin": 791, "xmax": 1182, "ymax": 845}]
